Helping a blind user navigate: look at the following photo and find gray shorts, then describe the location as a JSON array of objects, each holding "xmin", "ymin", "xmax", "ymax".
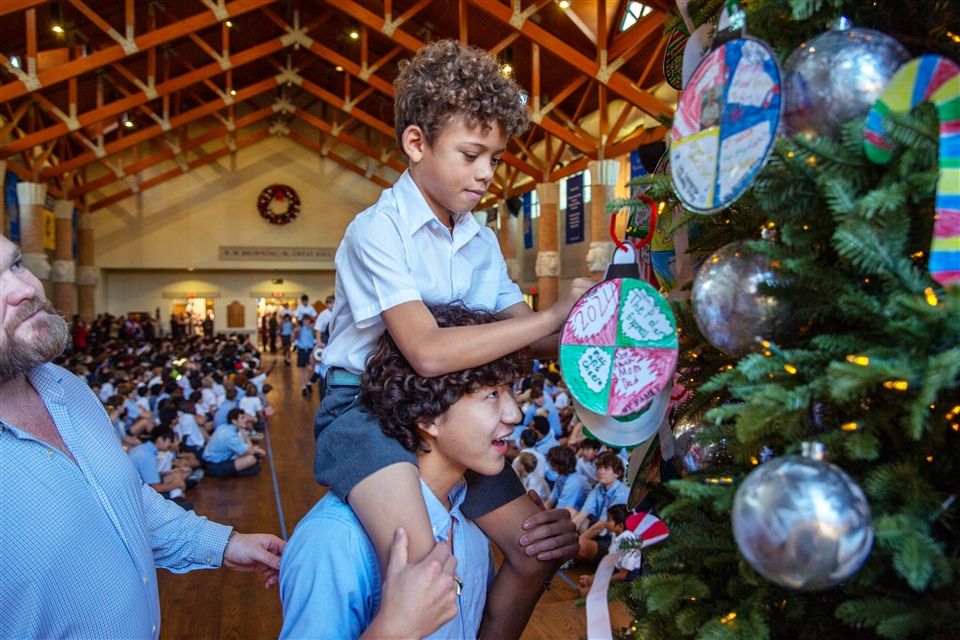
[{"xmin": 313, "ymin": 385, "xmax": 524, "ymax": 519}]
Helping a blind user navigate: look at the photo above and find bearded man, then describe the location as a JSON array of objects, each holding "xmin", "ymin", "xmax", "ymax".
[{"xmin": 0, "ymin": 233, "xmax": 285, "ymax": 639}]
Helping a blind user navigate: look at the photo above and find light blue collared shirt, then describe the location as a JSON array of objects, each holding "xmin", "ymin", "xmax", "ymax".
[
  {"xmin": 550, "ymin": 471, "xmax": 590, "ymax": 511},
  {"xmin": 280, "ymin": 478, "xmax": 492, "ymax": 639},
  {"xmin": 583, "ymin": 479, "xmax": 630, "ymax": 520},
  {"xmin": 128, "ymin": 440, "xmax": 161, "ymax": 484},
  {"xmin": 0, "ymin": 363, "xmax": 232, "ymax": 639},
  {"xmin": 203, "ymin": 424, "xmax": 249, "ymax": 463}
]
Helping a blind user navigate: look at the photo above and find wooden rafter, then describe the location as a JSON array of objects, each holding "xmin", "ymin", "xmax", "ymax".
[{"xmin": 0, "ymin": 0, "xmax": 276, "ymax": 103}]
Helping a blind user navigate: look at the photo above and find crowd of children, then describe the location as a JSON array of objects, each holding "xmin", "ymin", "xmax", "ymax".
[{"xmin": 57, "ymin": 331, "xmax": 274, "ymax": 511}]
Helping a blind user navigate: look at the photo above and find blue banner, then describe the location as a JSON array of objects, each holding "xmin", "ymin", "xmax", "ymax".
[
  {"xmin": 630, "ymin": 149, "xmax": 648, "ymax": 180},
  {"xmin": 72, "ymin": 208, "xmax": 79, "ymax": 258},
  {"xmin": 522, "ymin": 192, "xmax": 533, "ymax": 249},
  {"xmin": 5, "ymin": 171, "xmax": 20, "ymax": 242},
  {"xmin": 565, "ymin": 173, "xmax": 584, "ymax": 244}
]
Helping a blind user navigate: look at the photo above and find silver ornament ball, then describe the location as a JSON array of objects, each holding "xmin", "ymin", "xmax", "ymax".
[
  {"xmin": 692, "ymin": 241, "xmax": 794, "ymax": 357},
  {"xmin": 732, "ymin": 452, "xmax": 874, "ymax": 590},
  {"xmin": 673, "ymin": 409, "xmax": 728, "ymax": 473},
  {"xmin": 783, "ymin": 23, "xmax": 909, "ymax": 140}
]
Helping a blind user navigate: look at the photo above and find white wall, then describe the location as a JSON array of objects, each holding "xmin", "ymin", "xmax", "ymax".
[
  {"xmin": 89, "ymin": 134, "xmax": 387, "ymax": 330},
  {"xmin": 92, "ymin": 135, "xmax": 386, "ymax": 271}
]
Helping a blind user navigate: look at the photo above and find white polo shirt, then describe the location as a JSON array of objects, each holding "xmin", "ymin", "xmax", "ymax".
[{"xmin": 322, "ymin": 170, "xmax": 524, "ymax": 374}]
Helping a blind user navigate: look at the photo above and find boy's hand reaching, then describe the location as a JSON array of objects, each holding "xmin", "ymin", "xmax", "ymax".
[
  {"xmin": 518, "ymin": 490, "xmax": 578, "ymax": 562},
  {"xmin": 547, "ymin": 277, "xmax": 594, "ymax": 331}
]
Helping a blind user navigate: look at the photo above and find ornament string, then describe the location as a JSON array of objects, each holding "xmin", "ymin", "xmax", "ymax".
[{"xmin": 611, "ymin": 194, "xmax": 658, "ymax": 253}]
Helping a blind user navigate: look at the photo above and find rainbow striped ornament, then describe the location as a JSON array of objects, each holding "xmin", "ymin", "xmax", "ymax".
[{"xmin": 864, "ymin": 55, "xmax": 960, "ymax": 287}]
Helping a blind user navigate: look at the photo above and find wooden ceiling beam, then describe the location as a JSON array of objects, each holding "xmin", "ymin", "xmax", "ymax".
[
  {"xmin": 90, "ymin": 128, "xmax": 270, "ymax": 212},
  {"xmin": 2, "ymin": 34, "xmax": 287, "ymax": 159},
  {"xmin": 465, "ymin": 0, "xmax": 672, "ymax": 119},
  {"xmin": 288, "ymin": 129, "xmax": 392, "ymax": 189},
  {"xmin": 0, "ymin": 1, "xmax": 45, "ymax": 18},
  {"xmin": 42, "ymin": 76, "xmax": 278, "ymax": 179},
  {"xmin": 608, "ymin": 12, "xmax": 664, "ymax": 62},
  {"xmin": 292, "ymin": 108, "xmax": 405, "ymax": 173},
  {"xmin": 71, "ymin": 106, "xmax": 274, "ymax": 198},
  {"xmin": 605, "ymin": 125, "xmax": 667, "ymax": 158},
  {"xmin": 0, "ymin": 0, "xmax": 276, "ymax": 103}
]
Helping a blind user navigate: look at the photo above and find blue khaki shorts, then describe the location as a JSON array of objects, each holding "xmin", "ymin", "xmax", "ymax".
[{"xmin": 314, "ymin": 384, "xmax": 524, "ymax": 519}]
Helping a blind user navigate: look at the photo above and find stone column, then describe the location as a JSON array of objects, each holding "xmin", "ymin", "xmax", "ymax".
[
  {"xmin": 76, "ymin": 213, "xmax": 98, "ymax": 320},
  {"xmin": 586, "ymin": 159, "xmax": 620, "ymax": 279},
  {"xmin": 497, "ymin": 199, "xmax": 520, "ymax": 282},
  {"xmin": 15, "ymin": 182, "xmax": 50, "ymax": 290},
  {"xmin": 52, "ymin": 199, "xmax": 77, "ymax": 317},
  {"xmin": 535, "ymin": 182, "xmax": 560, "ymax": 309}
]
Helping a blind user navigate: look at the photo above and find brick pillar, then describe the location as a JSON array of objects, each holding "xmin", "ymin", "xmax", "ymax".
[
  {"xmin": 15, "ymin": 182, "xmax": 50, "ymax": 291},
  {"xmin": 76, "ymin": 213, "xmax": 98, "ymax": 320},
  {"xmin": 535, "ymin": 182, "xmax": 560, "ymax": 309},
  {"xmin": 52, "ymin": 199, "xmax": 77, "ymax": 317},
  {"xmin": 586, "ymin": 159, "xmax": 620, "ymax": 279},
  {"xmin": 497, "ymin": 199, "xmax": 520, "ymax": 282}
]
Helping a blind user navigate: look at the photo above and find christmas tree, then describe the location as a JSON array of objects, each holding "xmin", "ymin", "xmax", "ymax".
[{"xmin": 610, "ymin": 1, "xmax": 960, "ymax": 638}]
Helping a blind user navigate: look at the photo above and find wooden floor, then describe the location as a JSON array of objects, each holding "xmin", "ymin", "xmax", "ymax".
[{"xmin": 158, "ymin": 351, "xmax": 599, "ymax": 639}]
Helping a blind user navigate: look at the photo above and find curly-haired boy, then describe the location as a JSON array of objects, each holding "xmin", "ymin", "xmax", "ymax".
[
  {"xmin": 282, "ymin": 304, "xmax": 531, "ymax": 638},
  {"xmin": 314, "ymin": 39, "xmax": 591, "ymax": 638}
]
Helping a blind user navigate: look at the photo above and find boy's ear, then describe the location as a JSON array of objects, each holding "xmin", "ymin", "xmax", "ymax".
[
  {"xmin": 417, "ymin": 418, "xmax": 440, "ymax": 439},
  {"xmin": 401, "ymin": 125, "xmax": 427, "ymax": 162}
]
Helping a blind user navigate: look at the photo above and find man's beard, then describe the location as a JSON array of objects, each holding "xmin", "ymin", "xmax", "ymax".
[{"xmin": 0, "ymin": 299, "xmax": 70, "ymax": 381}]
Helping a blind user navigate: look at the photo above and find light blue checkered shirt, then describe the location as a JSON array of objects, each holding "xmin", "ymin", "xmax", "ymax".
[{"xmin": 0, "ymin": 363, "xmax": 232, "ymax": 639}]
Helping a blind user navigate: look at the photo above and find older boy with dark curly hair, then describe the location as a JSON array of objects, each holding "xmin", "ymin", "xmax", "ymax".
[
  {"xmin": 282, "ymin": 304, "xmax": 531, "ymax": 638},
  {"xmin": 314, "ymin": 39, "xmax": 591, "ymax": 637}
]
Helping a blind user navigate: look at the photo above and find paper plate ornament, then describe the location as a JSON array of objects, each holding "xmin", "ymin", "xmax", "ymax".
[
  {"xmin": 663, "ymin": 28, "xmax": 688, "ymax": 90},
  {"xmin": 577, "ymin": 384, "xmax": 672, "ymax": 448},
  {"xmin": 863, "ymin": 55, "xmax": 960, "ymax": 286},
  {"xmin": 682, "ymin": 20, "xmax": 716, "ymax": 89},
  {"xmin": 560, "ymin": 279, "xmax": 678, "ymax": 418},
  {"xmin": 670, "ymin": 3, "xmax": 783, "ymax": 214}
]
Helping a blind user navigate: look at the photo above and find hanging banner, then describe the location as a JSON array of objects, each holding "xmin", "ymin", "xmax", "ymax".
[
  {"xmin": 566, "ymin": 173, "xmax": 584, "ymax": 244},
  {"xmin": 630, "ymin": 149, "xmax": 649, "ymax": 181},
  {"xmin": 41, "ymin": 208, "xmax": 55, "ymax": 250},
  {"xmin": 522, "ymin": 191, "xmax": 533, "ymax": 249},
  {"xmin": 72, "ymin": 208, "xmax": 79, "ymax": 258},
  {"xmin": 5, "ymin": 171, "xmax": 20, "ymax": 242}
]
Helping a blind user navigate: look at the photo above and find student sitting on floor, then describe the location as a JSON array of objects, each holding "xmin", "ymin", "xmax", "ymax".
[
  {"xmin": 280, "ymin": 304, "xmax": 540, "ymax": 639},
  {"xmin": 576, "ymin": 505, "xmax": 643, "ymax": 596},
  {"xmin": 572, "ymin": 451, "xmax": 630, "ymax": 564},
  {"xmin": 203, "ymin": 408, "xmax": 265, "ymax": 477},
  {"xmin": 545, "ymin": 445, "xmax": 590, "ymax": 514},
  {"xmin": 514, "ymin": 451, "xmax": 550, "ymax": 503},
  {"xmin": 127, "ymin": 426, "xmax": 192, "ymax": 508}
]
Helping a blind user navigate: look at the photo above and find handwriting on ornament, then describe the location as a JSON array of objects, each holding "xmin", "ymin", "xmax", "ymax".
[
  {"xmin": 219, "ymin": 246, "xmax": 336, "ymax": 262},
  {"xmin": 578, "ymin": 347, "xmax": 612, "ymax": 393},
  {"xmin": 620, "ymin": 289, "xmax": 672, "ymax": 342},
  {"xmin": 569, "ymin": 283, "xmax": 618, "ymax": 342}
]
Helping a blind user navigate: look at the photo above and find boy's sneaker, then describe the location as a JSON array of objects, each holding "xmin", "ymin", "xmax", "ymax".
[
  {"xmin": 248, "ymin": 432, "xmax": 265, "ymax": 442},
  {"xmin": 301, "ymin": 386, "xmax": 308, "ymax": 396},
  {"xmin": 187, "ymin": 468, "xmax": 205, "ymax": 482},
  {"xmin": 305, "ymin": 383, "xmax": 312, "ymax": 394}
]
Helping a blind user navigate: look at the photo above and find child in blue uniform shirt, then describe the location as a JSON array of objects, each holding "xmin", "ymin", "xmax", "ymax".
[
  {"xmin": 313, "ymin": 40, "xmax": 590, "ymax": 637},
  {"xmin": 283, "ymin": 305, "xmax": 532, "ymax": 638}
]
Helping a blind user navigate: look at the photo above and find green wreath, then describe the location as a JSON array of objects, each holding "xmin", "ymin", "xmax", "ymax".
[{"xmin": 257, "ymin": 184, "xmax": 300, "ymax": 225}]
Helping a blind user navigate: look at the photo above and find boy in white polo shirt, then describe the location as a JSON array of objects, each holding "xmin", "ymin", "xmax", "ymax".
[{"xmin": 315, "ymin": 39, "xmax": 590, "ymax": 637}]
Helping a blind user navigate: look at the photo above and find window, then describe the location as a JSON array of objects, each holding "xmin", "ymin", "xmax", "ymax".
[
  {"xmin": 558, "ymin": 169, "xmax": 591, "ymax": 212},
  {"xmin": 620, "ymin": 2, "xmax": 653, "ymax": 31}
]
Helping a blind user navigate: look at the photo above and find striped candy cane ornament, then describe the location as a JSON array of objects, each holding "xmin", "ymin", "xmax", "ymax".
[{"xmin": 864, "ymin": 55, "xmax": 960, "ymax": 286}]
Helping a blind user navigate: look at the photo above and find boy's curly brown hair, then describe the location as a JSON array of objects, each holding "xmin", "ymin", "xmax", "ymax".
[
  {"xmin": 393, "ymin": 39, "xmax": 531, "ymax": 151},
  {"xmin": 360, "ymin": 303, "xmax": 531, "ymax": 453}
]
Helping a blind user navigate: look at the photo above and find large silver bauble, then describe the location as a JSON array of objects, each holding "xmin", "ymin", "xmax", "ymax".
[
  {"xmin": 732, "ymin": 455, "xmax": 873, "ymax": 590},
  {"xmin": 692, "ymin": 241, "xmax": 793, "ymax": 357},
  {"xmin": 784, "ymin": 24, "xmax": 909, "ymax": 139}
]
